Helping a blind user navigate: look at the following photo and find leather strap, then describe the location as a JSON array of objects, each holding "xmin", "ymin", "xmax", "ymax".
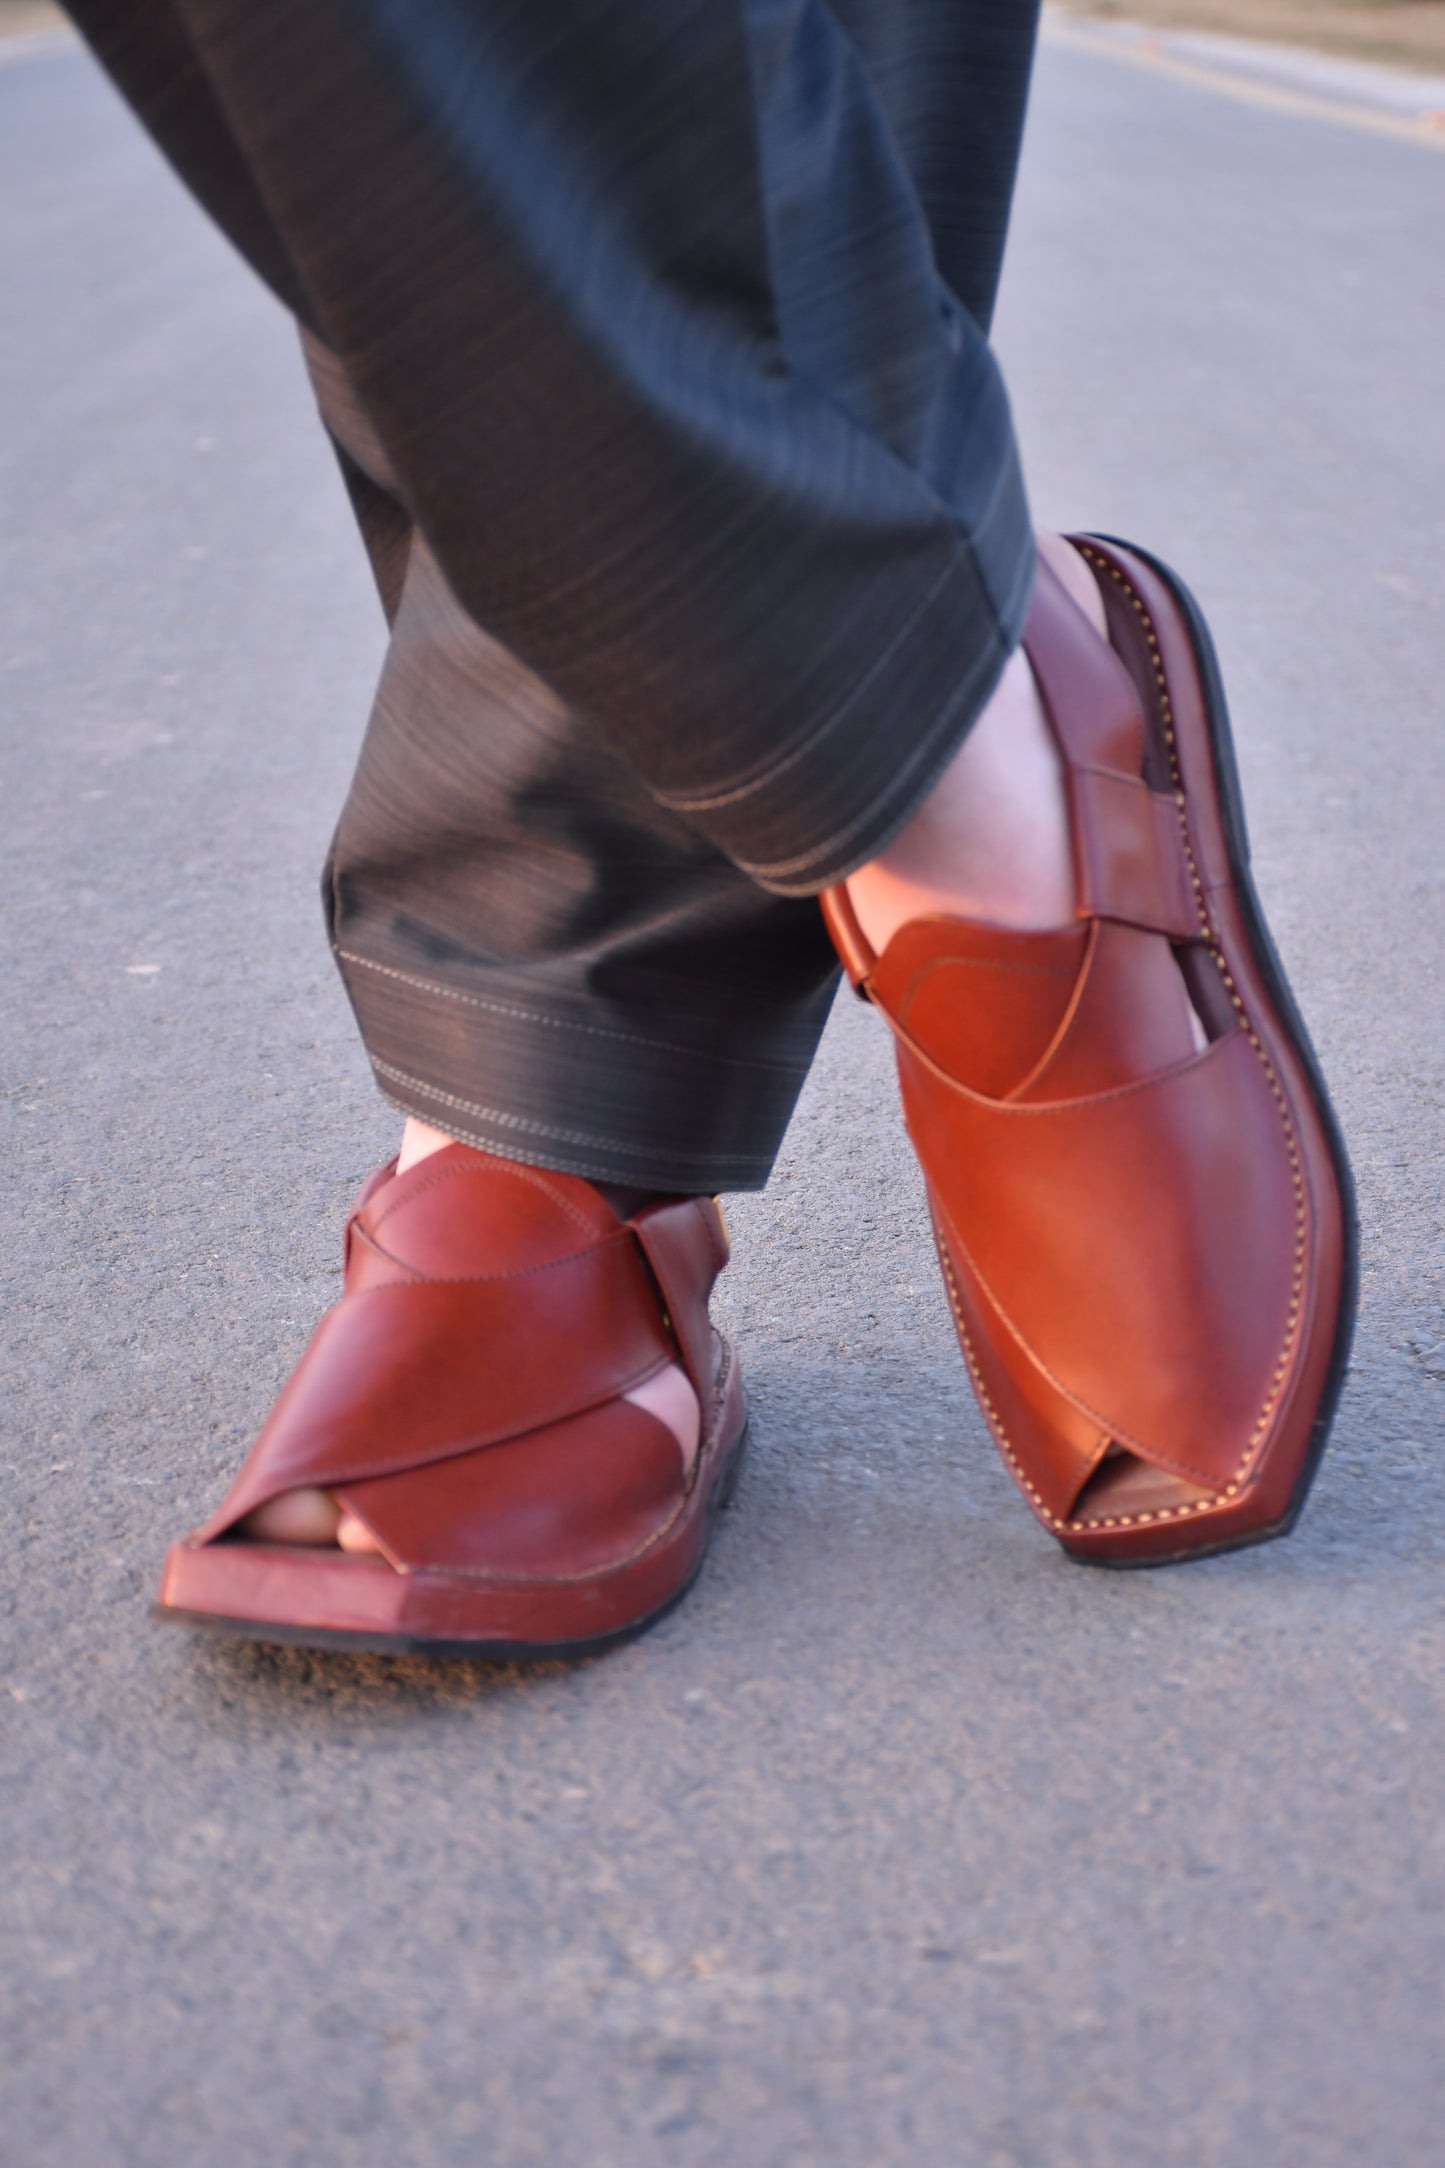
[
  {"xmin": 1028, "ymin": 559, "xmax": 1199, "ymax": 942},
  {"xmin": 819, "ymin": 556, "xmax": 1201, "ymax": 980},
  {"xmin": 818, "ymin": 881, "xmax": 877, "ymax": 992},
  {"xmin": 198, "ymin": 1235, "xmax": 674, "ymax": 1538},
  {"xmin": 1066, "ymin": 767, "xmax": 1199, "ymax": 940},
  {"xmin": 632, "ymin": 1195, "xmax": 729, "ymax": 1402},
  {"xmin": 1023, "ymin": 557, "xmax": 1147, "ymax": 776}
]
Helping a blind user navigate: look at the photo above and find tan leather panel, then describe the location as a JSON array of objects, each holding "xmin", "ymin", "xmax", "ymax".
[
  {"xmin": 936, "ymin": 1219, "xmax": 1109, "ymax": 1522},
  {"xmin": 899, "ymin": 982, "xmax": 1303, "ymax": 1490},
  {"xmin": 880, "ymin": 919, "xmax": 1086, "ymax": 1100},
  {"xmin": 1024, "ymin": 565, "xmax": 1148, "ymax": 778},
  {"xmin": 363, "ymin": 1153, "xmax": 615, "ymax": 1277},
  {"xmin": 1017, "ymin": 921, "xmax": 1212, "ymax": 1102},
  {"xmin": 1081, "ymin": 540, "xmax": 1235, "ymax": 898},
  {"xmin": 198, "ymin": 1248, "xmax": 674, "ymax": 1538},
  {"xmin": 818, "ymin": 881, "xmax": 876, "ymax": 991},
  {"xmin": 334, "ymin": 1396, "xmax": 686, "ymax": 1575}
]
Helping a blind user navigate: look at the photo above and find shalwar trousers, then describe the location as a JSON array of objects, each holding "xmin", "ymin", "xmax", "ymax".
[{"xmin": 69, "ymin": 0, "xmax": 1042, "ymax": 1192}]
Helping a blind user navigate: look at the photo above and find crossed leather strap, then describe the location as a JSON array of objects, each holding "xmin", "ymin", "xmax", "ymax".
[{"xmin": 200, "ymin": 1184, "xmax": 729, "ymax": 1568}]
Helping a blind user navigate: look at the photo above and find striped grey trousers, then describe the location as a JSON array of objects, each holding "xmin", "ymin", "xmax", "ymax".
[{"xmin": 68, "ymin": 0, "xmax": 1040, "ymax": 1190}]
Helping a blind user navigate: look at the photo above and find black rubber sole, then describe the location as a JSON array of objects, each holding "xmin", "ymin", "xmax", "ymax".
[
  {"xmin": 1063, "ymin": 538, "xmax": 1360, "ymax": 1570},
  {"xmin": 155, "ymin": 1420, "xmax": 751, "ymax": 1661}
]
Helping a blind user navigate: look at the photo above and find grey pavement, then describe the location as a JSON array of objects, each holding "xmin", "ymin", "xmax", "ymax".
[{"xmin": 3, "ymin": 27, "xmax": 1444, "ymax": 2168}]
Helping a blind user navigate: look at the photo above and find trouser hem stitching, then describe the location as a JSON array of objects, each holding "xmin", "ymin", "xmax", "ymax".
[
  {"xmin": 335, "ymin": 948, "xmax": 808, "ymax": 1075},
  {"xmin": 371, "ymin": 1058, "xmax": 774, "ymax": 1171}
]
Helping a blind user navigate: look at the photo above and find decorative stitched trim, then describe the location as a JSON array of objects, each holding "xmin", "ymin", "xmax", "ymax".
[
  {"xmin": 348, "ymin": 1224, "xmax": 640, "ymax": 1291},
  {"xmin": 336, "ymin": 948, "xmax": 805, "ymax": 1077},
  {"xmin": 930, "ymin": 545, "xmax": 1309, "ymax": 1538},
  {"xmin": 370, "ymin": 1057, "xmax": 772, "ymax": 1170}
]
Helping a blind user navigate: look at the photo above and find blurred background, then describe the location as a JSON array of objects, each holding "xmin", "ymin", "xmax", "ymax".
[{"xmin": 1057, "ymin": 0, "xmax": 1445, "ymax": 73}]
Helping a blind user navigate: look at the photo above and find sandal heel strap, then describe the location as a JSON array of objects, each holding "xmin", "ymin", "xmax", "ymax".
[{"xmin": 631, "ymin": 1195, "xmax": 731, "ymax": 1403}]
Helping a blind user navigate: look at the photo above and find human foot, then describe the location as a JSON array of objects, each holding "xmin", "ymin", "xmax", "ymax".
[{"xmin": 243, "ymin": 1120, "xmax": 701, "ymax": 1554}]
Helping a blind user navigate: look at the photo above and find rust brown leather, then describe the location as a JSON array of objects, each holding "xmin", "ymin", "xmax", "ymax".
[
  {"xmin": 156, "ymin": 1145, "xmax": 746, "ymax": 1652},
  {"xmin": 822, "ymin": 538, "xmax": 1353, "ymax": 1564}
]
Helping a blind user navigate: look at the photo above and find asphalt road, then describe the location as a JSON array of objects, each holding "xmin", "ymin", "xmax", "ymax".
[{"xmin": 3, "ymin": 23, "xmax": 1443, "ymax": 2168}]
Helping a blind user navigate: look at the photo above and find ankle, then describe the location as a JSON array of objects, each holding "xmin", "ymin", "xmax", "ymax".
[
  {"xmin": 396, "ymin": 1117, "xmax": 454, "ymax": 1175},
  {"xmin": 395, "ymin": 1122, "xmax": 679, "ymax": 1224},
  {"xmin": 843, "ymin": 534, "xmax": 1111, "ymax": 958},
  {"xmin": 846, "ymin": 645, "xmax": 1073, "ymax": 952}
]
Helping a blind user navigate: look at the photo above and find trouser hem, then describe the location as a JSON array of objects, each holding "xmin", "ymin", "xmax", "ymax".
[
  {"xmin": 370, "ymin": 1059, "xmax": 785, "ymax": 1194},
  {"xmin": 335, "ymin": 942, "xmax": 831, "ymax": 1195},
  {"xmin": 688, "ymin": 421, "xmax": 1036, "ymax": 894}
]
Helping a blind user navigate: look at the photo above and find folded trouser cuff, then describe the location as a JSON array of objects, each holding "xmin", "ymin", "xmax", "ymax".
[
  {"xmin": 653, "ymin": 404, "xmax": 1035, "ymax": 897},
  {"xmin": 332, "ymin": 942, "xmax": 834, "ymax": 1195}
]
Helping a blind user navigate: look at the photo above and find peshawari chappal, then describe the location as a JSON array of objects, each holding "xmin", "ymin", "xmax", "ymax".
[
  {"xmin": 157, "ymin": 1146, "xmax": 747, "ymax": 1655},
  {"xmin": 823, "ymin": 538, "xmax": 1356, "ymax": 1565}
]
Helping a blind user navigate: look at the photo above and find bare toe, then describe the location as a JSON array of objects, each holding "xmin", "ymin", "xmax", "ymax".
[{"xmin": 242, "ymin": 1486, "xmax": 341, "ymax": 1546}]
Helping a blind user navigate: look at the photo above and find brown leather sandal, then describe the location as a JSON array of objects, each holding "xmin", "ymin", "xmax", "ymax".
[
  {"xmin": 156, "ymin": 1145, "xmax": 747, "ymax": 1655},
  {"xmin": 822, "ymin": 536, "xmax": 1356, "ymax": 1566}
]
